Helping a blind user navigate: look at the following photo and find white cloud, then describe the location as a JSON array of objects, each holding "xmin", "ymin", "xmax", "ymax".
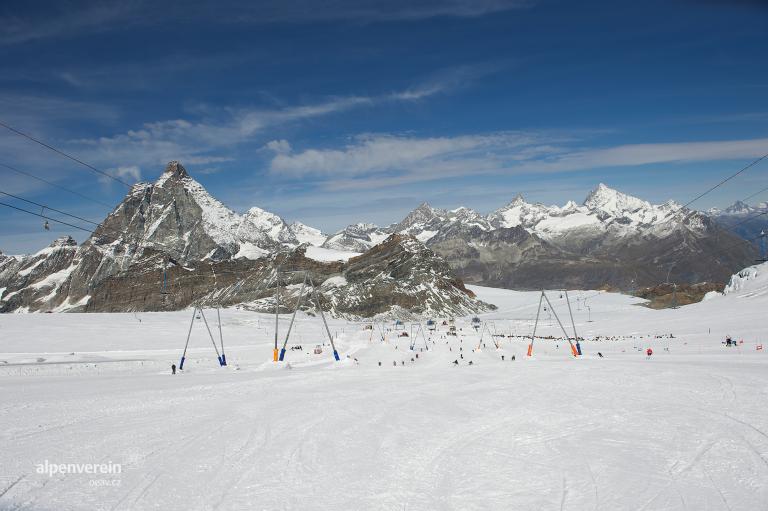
[
  {"xmin": 267, "ymin": 133, "xmax": 768, "ymax": 190},
  {"xmin": 112, "ymin": 165, "xmax": 142, "ymax": 181},
  {"xmin": 270, "ymin": 132, "xmax": 542, "ymax": 177},
  {"xmin": 66, "ymin": 79, "xmax": 457, "ymax": 172},
  {"xmin": 0, "ymin": 1, "xmax": 534, "ymax": 46},
  {"xmin": 265, "ymin": 139, "xmax": 292, "ymax": 154}
]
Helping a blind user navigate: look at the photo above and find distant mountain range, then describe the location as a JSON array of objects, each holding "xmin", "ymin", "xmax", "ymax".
[
  {"xmin": 313, "ymin": 184, "xmax": 758, "ymax": 290},
  {"xmin": 707, "ymin": 201, "xmax": 768, "ymax": 251},
  {"xmin": 0, "ymin": 161, "xmax": 761, "ymax": 313}
]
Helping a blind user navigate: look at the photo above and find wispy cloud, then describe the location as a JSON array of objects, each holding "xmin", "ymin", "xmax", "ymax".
[
  {"xmin": 0, "ymin": 0, "xmax": 534, "ymax": 46},
  {"xmin": 65, "ymin": 76, "xmax": 462, "ymax": 173},
  {"xmin": 266, "ymin": 133, "xmax": 768, "ymax": 191},
  {"xmin": 0, "ymin": 2, "xmax": 142, "ymax": 45}
]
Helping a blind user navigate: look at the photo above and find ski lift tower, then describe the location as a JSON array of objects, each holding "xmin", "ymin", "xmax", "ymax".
[
  {"xmin": 756, "ymin": 230, "xmax": 768, "ymax": 263},
  {"xmin": 277, "ymin": 271, "xmax": 342, "ymax": 362}
]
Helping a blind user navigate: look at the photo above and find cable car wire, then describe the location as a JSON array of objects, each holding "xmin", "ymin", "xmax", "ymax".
[
  {"xmin": 1, "ymin": 162, "xmax": 113, "ymax": 208},
  {"xmin": 0, "ymin": 119, "xmax": 133, "ymax": 187}
]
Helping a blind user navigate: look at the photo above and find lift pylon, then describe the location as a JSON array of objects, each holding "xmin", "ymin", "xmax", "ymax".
[
  {"xmin": 527, "ymin": 290, "xmax": 580, "ymax": 358},
  {"xmin": 278, "ymin": 272, "xmax": 341, "ymax": 362},
  {"xmin": 179, "ymin": 306, "xmax": 225, "ymax": 370}
]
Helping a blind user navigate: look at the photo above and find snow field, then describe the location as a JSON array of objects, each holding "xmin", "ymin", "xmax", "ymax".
[{"xmin": 0, "ymin": 277, "xmax": 767, "ymax": 510}]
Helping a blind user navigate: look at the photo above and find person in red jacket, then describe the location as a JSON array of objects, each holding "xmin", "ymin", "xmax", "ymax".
[{"xmin": 646, "ymin": 347, "xmax": 653, "ymax": 358}]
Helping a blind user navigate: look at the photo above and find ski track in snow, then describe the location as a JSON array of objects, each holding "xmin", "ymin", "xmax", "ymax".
[{"xmin": 1, "ymin": 281, "xmax": 768, "ymax": 510}]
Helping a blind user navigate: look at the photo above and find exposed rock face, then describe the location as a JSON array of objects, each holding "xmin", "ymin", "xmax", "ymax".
[
  {"xmin": 0, "ymin": 163, "xmax": 489, "ymax": 317},
  {"xmin": 635, "ymin": 282, "xmax": 725, "ymax": 309},
  {"xmin": 80, "ymin": 235, "xmax": 491, "ymax": 318},
  {"xmin": 0, "ymin": 237, "xmax": 79, "ymax": 312},
  {"xmin": 329, "ymin": 235, "xmax": 489, "ymax": 318}
]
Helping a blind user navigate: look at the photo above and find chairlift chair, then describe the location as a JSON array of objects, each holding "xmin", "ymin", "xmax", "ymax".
[{"xmin": 41, "ymin": 206, "xmax": 49, "ymax": 230}]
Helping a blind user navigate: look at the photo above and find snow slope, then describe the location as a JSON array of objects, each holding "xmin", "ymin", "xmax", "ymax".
[
  {"xmin": 1, "ymin": 265, "xmax": 767, "ymax": 510},
  {"xmin": 304, "ymin": 245, "xmax": 360, "ymax": 262}
]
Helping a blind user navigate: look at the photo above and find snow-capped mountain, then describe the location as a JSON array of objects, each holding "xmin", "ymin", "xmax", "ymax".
[
  {"xmin": 0, "ymin": 236, "xmax": 80, "ymax": 312},
  {"xmin": 708, "ymin": 200, "xmax": 768, "ymax": 251},
  {"xmin": 322, "ymin": 223, "xmax": 389, "ymax": 252},
  {"xmin": 290, "ymin": 222, "xmax": 327, "ymax": 247},
  {"xmin": 1, "ymin": 163, "xmax": 759, "ymax": 312},
  {"xmin": 328, "ymin": 183, "xmax": 755, "ymax": 290},
  {"xmin": 0, "ymin": 162, "xmax": 489, "ymax": 316}
]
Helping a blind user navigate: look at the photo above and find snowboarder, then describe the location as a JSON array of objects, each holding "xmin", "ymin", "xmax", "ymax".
[{"xmin": 171, "ymin": 364, "xmax": 176, "ymax": 375}]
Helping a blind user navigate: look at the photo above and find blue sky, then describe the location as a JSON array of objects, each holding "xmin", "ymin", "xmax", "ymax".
[{"xmin": 1, "ymin": 0, "xmax": 767, "ymax": 253}]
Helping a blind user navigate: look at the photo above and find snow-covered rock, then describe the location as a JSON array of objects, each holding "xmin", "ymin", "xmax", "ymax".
[
  {"xmin": 290, "ymin": 222, "xmax": 327, "ymax": 247},
  {"xmin": 322, "ymin": 223, "xmax": 389, "ymax": 252}
]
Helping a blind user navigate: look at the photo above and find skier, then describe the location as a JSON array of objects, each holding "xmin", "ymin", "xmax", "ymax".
[
  {"xmin": 511, "ymin": 355, "xmax": 515, "ymax": 361},
  {"xmin": 453, "ymin": 359, "xmax": 459, "ymax": 365},
  {"xmin": 171, "ymin": 364, "xmax": 176, "ymax": 375},
  {"xmin": 597, "ymin": 352, "xmax": 604, "ymax": 358},
  {"xmin": 646, "ymin": 347, "xmax": 653, "ymax": 358}
]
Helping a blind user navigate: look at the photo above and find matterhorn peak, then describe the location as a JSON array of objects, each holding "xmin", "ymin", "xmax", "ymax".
[{"xmin": 161, "ymin": 160, "xmax": 189, "ymax": 180}]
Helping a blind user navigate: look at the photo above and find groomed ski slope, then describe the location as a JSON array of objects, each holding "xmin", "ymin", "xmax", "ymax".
[{"xmin": 1, "ymin": 265, "xmax": 767, "ymax": 510}]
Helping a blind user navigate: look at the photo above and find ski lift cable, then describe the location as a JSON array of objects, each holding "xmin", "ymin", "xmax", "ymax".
[
  {"xmin": 732, "ymin": 210, "xmax": 768, "ymax": 229},
  {"xmin": 0, "ymin": 119, "xmax": 133, "ymax": 188},
  {"xmin": 663, "ymin": 152, "xmax": 768, "ymax": 222},
  {"xmin": 1, "ymin": 162, "xmax": 113, "ymax": 208},
  {"xmin": 0, "ymin": 188, "xmax": 104, "ymax": 228},
  {"xmin": 679, "ymin": 153, "xmax": 768, "ymax": 212},
  {"xmin": 0, "ymin": 198, "xmax": 188, "ymax": 261},
  {"xmin": 740, "ymin": 183, "xmax": 768, "ymax": 204}
]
